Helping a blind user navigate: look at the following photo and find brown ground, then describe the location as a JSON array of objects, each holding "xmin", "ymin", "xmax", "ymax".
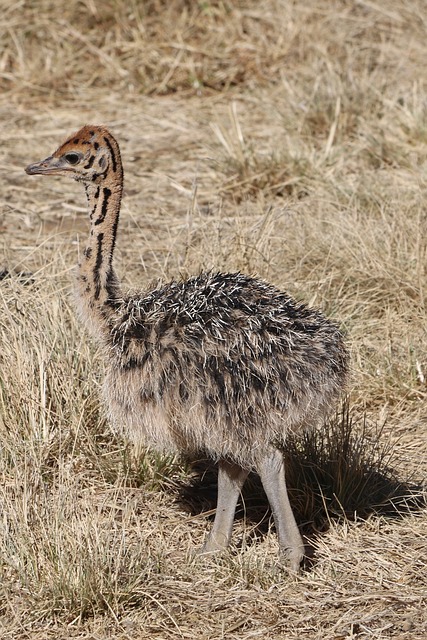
[{"xmin": 0, "ymin": 1, "xmax": 426, "ymax": 638}]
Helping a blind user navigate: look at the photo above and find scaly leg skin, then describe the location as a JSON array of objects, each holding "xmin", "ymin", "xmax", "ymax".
[
  {"xmin": 258, "ymin": 448, "xmax": 305, "ymax": 572},
  {"xmin": 200, "ymin": 460, "xmax": 249, "ymax": 554}
]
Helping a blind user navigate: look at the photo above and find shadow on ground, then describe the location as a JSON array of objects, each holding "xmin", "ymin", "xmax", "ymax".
[{"xmin": 177, "ymin": 405, "xmax": 426, "ymax": 558}]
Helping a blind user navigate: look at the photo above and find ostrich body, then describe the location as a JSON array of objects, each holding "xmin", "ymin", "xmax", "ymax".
[{"xmin": 26, "ymin": 126, "xmax": 348, "ymax": 571}]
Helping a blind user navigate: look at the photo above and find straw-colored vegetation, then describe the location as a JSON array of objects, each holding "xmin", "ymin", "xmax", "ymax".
[{"xmin": 0, "ymin": 0, "xmax": 426, "ymax": 638}]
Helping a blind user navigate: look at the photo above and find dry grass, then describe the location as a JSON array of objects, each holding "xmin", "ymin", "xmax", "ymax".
[{"xmin": 0, "ymin": 0, "xmax": 426, "ymax": 638}]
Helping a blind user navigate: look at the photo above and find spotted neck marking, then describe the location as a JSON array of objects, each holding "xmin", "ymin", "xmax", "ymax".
[{"xmin": 73, "ymin": 129, "xmax": 124, "ymax": 334}]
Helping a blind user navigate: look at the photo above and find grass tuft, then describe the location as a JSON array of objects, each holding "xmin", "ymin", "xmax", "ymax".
[{"xmin": 284, "ymin": 403, "xmax": 425, "ymax": 531}]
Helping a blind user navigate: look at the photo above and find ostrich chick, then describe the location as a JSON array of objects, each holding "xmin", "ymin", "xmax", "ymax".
[{"xmin": 26, "ymin": 125, "xmax": 348, "ymax": 571}]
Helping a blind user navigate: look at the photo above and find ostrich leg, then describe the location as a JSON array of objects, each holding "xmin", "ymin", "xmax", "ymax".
[
  {"xmin": 202, "ymin": 460, "xmax": 249, "ymax": 553},
  {"xmin": 258, "ymin": 448, "xmax": 305, "ymax": 572}
]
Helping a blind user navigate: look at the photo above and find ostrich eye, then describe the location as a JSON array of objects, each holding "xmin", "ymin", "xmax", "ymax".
[{"xmin": 64, "ymin": 152, "xmax": 81, "ymax": 165}]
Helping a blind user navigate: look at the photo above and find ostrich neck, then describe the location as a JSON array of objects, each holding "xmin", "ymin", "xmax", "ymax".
[{"xmin": 75, "ymin": 173, "xmax": 124, "ymax": 338}]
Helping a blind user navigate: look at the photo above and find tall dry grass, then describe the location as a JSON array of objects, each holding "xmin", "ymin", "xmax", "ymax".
[{"xmin": 0, "ymin": 0, "xmax": 426, "ymax": 638}]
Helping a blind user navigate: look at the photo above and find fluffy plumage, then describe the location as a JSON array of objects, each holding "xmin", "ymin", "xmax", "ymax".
[{"xmin": 106, "ymin": 271, "xmax": 347, "ymax": 467}]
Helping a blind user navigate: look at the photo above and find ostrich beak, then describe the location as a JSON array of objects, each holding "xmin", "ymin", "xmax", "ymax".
[{"xmin": 25, "ymin": 155, "xmax": 65, "ymax": 176}]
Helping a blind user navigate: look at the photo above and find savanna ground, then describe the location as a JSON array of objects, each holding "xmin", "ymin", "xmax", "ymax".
[{"xmin": 0, "ymin": 1, "xmax": 426, "ymax": 638}]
